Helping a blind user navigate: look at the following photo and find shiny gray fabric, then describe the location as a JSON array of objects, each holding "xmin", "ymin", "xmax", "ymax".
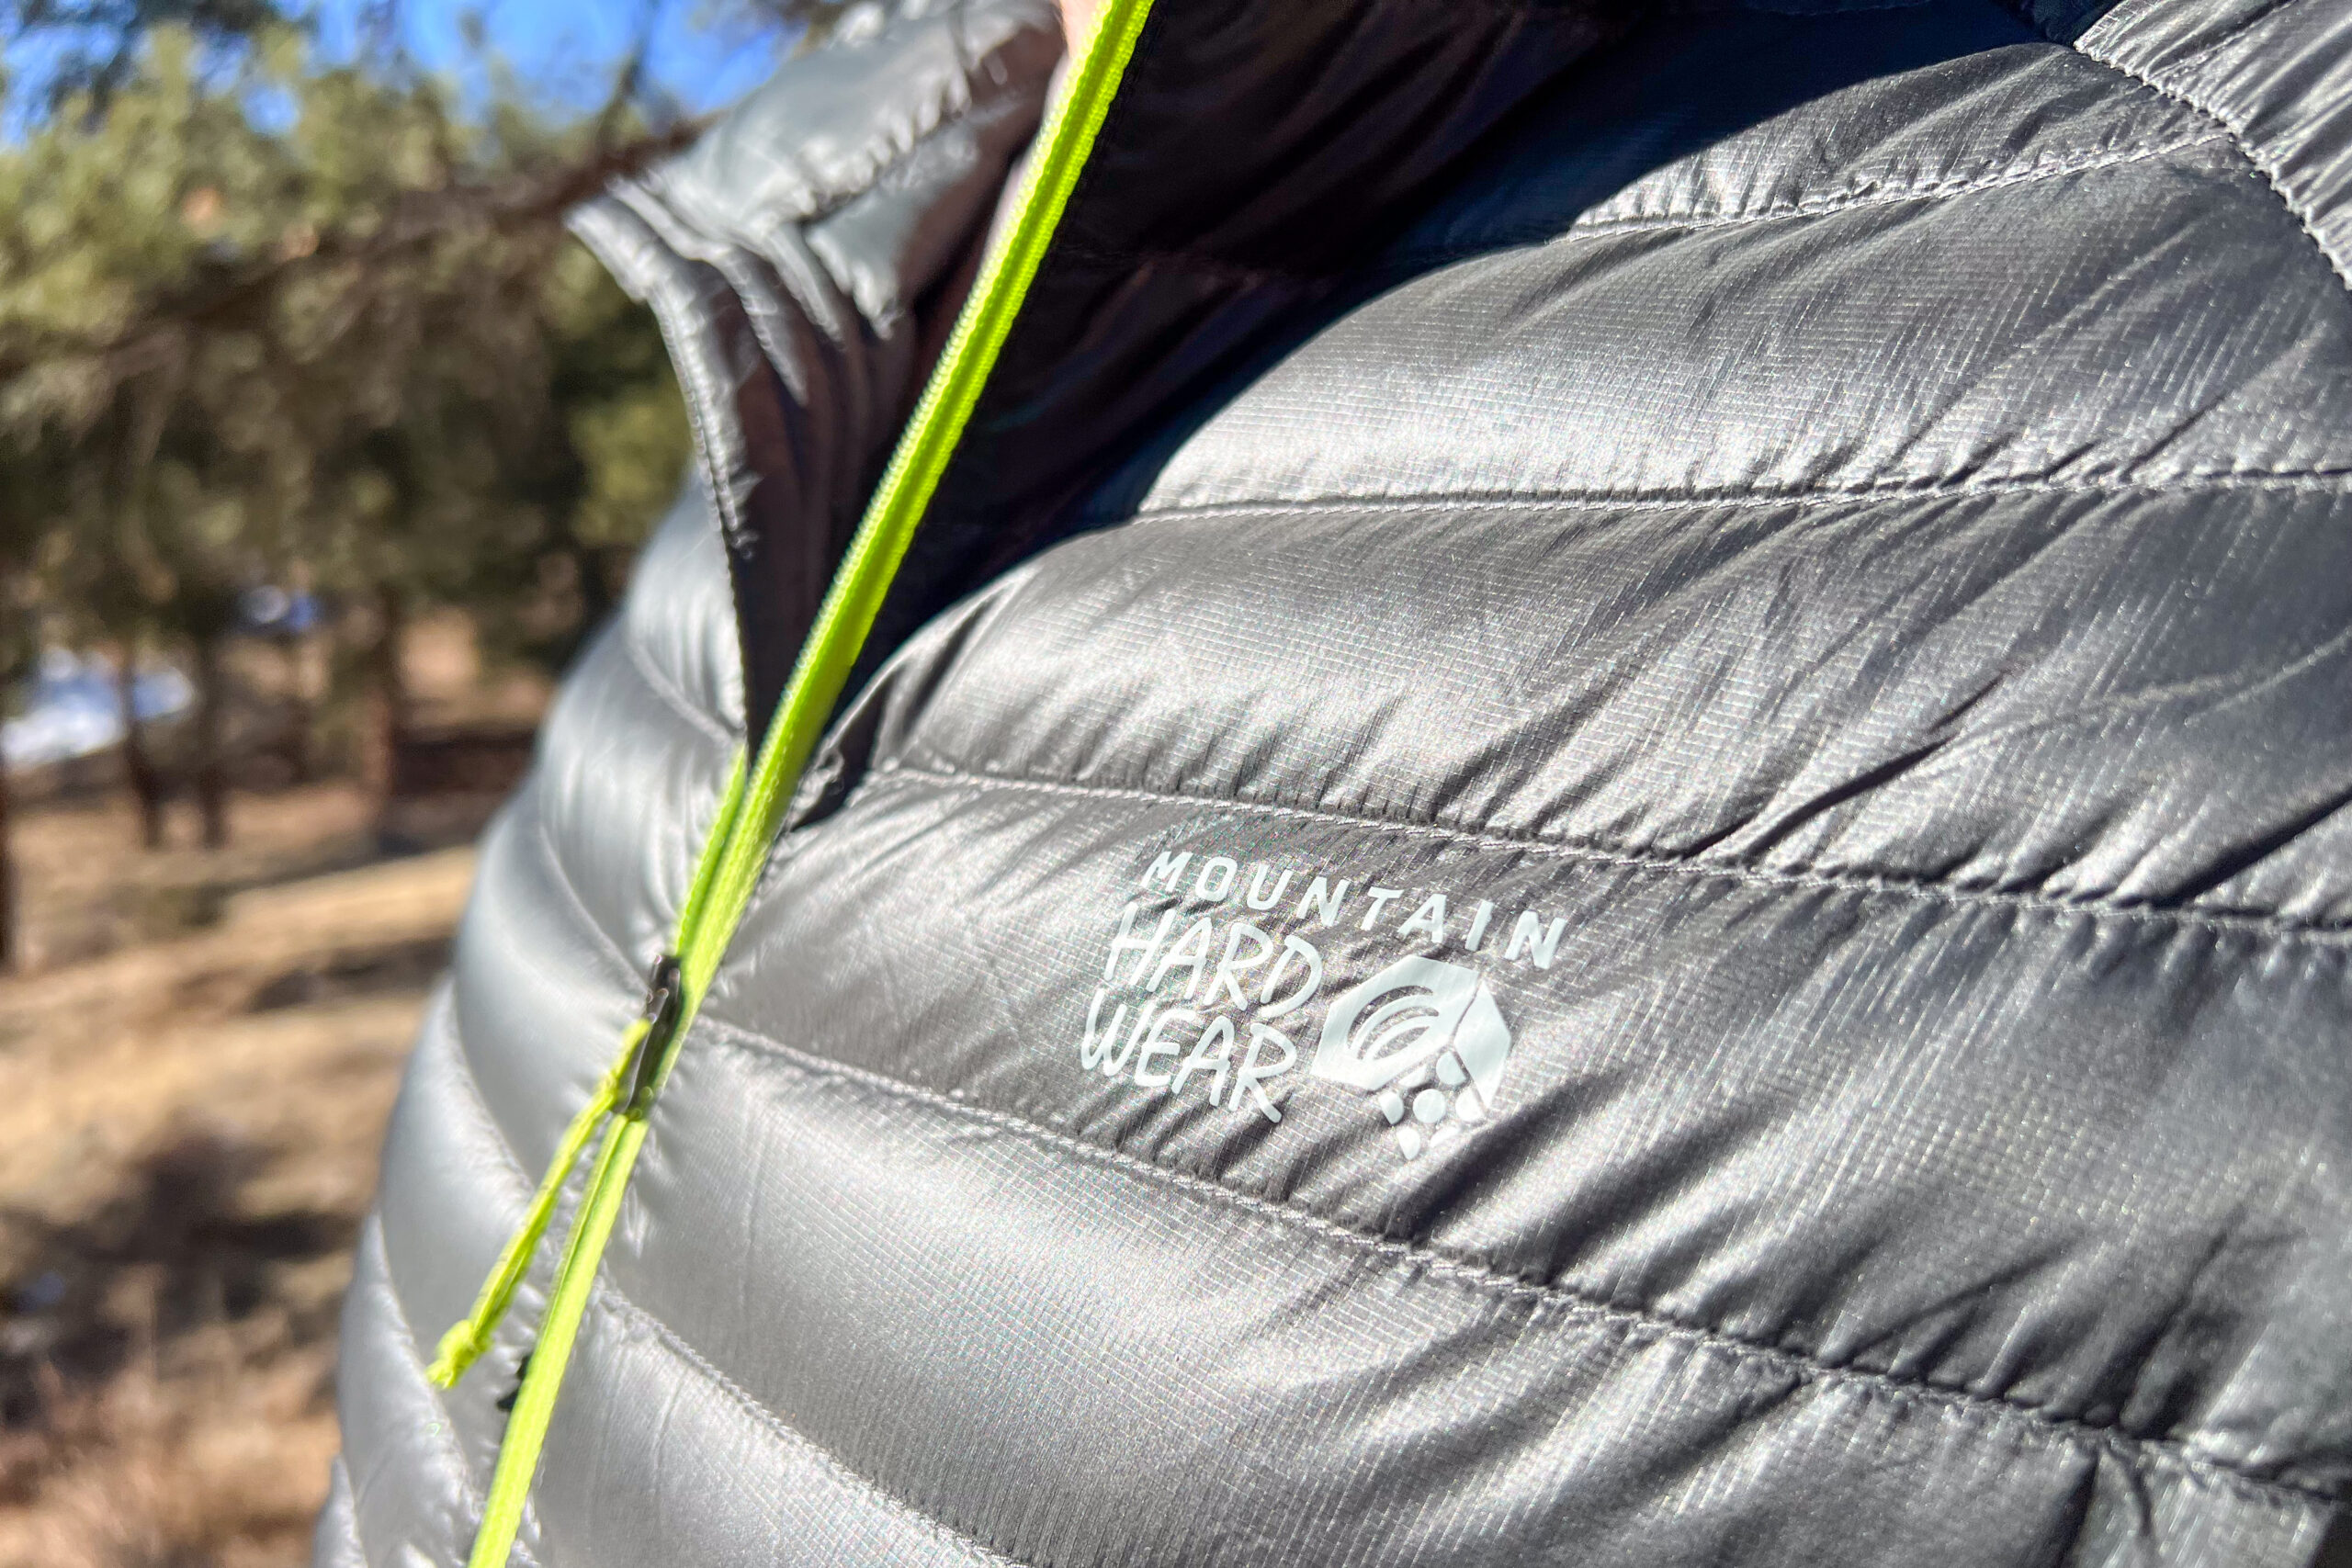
[
  {"xmin": 568, "ymin": 0, "xmax": 1061, "ymax": 741},
  {"xmin": 320, "ymin": 0, "xmax": 2352, "ymax": 1563}
]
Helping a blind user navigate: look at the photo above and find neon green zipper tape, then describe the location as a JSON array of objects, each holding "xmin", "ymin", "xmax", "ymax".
[
  {"xmin": 425, "ymin": 753, "xmax": 743, "ymax": 1391},
  {"xmin": 678, "ymin": 0, "xmax": 1158, "ymax": 1016},
  {"xmin": 442, "ymin": 5, "xmax": 1157, "ymax": 1561}
]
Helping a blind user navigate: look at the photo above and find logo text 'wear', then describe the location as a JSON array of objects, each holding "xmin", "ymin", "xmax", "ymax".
[{"xmin": 1070, "ymin": 849, "xmax": 1553, "ymax": 1159}]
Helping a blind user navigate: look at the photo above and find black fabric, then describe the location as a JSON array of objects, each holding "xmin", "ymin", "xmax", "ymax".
[{"xmin": 855, "ymin": 0, "xmax": 1636, "ymax": 699}]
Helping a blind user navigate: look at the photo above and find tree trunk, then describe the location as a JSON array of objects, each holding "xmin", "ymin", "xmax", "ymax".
[
  {"xmin": 575, "ymin": 543, "xmax": 616, "ymax": 637},
  {"xmin": 0, "ymin": 743, "xmax": 17, "ymax": 974},
  {"xmin": 192, "ymin": 631, "xmax": 231, "ymax": 851},
  {"xmin": 116, "ymin": 649, "xmax": 168, "ymax": 850},
  {"xmin": 365, "ymin": 584, "xmax": 409, "ymax": 809}
]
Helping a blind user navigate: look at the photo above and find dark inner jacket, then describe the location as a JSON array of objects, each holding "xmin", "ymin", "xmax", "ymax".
[{"xmin": 318, "ymin": 1, "xmax": 2352, "ymax": 1564}]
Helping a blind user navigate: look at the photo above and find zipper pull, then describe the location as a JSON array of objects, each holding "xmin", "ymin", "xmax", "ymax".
[
  {"xmin": 425, "ymin": 951, "xmax": 683, "ymax": 1390},
  {"xmin": 616, "ymin": 953, "xmax": 685, "ymax": 1120},
  {"xmin": 425, "ymin": 748, "xmax": 745, "ymax": 1408}
]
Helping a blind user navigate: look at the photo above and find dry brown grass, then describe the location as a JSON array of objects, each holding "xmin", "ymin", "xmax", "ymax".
[{"xmin": 0, "ymin": 789, "xmax": 475, "ymax": 1568}]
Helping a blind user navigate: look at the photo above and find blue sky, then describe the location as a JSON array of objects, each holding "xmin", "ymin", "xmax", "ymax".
[
  {"xmin": 4, "ymin": 0, "xmax": 787, "ymax": 131},
  {"xmin": 316, "ymin": 0, "xmax": 787, "ymax": 117}
]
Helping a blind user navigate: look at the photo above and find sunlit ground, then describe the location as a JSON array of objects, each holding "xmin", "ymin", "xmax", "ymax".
[{"xmin": 0, "ymin": 619, "xmax": 543, "ymax": 1567}]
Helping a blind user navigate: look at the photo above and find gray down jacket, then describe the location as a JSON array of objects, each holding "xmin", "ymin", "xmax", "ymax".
[{"xmin": 317, "ymin": 1, "xmax": 2352, "ymax": 1563}]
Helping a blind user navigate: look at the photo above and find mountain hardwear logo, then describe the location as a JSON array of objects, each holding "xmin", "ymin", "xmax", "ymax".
[
  {"xmin": 1314, "ymin": 956, "xmax": 1511, "ymax": 1160},
  {"xmin": 1071, "ymin": 846, "xmax": 1554, "ymax": 1152}
]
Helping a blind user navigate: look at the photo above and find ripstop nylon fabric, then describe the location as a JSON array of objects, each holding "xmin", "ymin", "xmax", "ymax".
[{"xmin": 321, "ymin": 1, "xmax": 2352, "ymax": 1563}]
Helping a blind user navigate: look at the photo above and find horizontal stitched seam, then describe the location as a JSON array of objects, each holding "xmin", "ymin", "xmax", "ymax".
[
  {"xmin": 435, "ymin": 983, "xmax": 604, "ymax": 1275},
  {"xmin": 1049, "ymin": 131, "xmax": 2238, "ymax": 290},
  {"xmin": 594, "ymin": 1288, "xmax": 1031, "ymax": 1567},
  {"xmin": 2052, "ymin": 5, "xmax": 2352, "ymax": 301},
  {"xmin": 431, "ymin": 985, "xmax": 540, "ymax": 1207},
  {"xmin": 482, "ymin": 810, "xmax": 1024, "ymax": 1559},
  {"xmin": 620, "ymin": 620, "xmax": 741, "ymax": 750},
  {"xmin": 687, "ymin": 1021, "xmax": 2331, "ymax": 1510},
  {"xmin": 1074, "ymin": 470, "xmax": 2352, "ymax": 536},
  {"xmin": 1389, "ymin": 131, "xmax": 2237, "ymax": 265},
  {"xmin": 865, "ymin": 763, "xmax": 2352, "ymax": 947},
  {"xmin": 1117, "ymin": 473, "xmax": 2352, "ymax": 529},
  {"xmin": 528, "ymin": 797, "xmax": 657, "ymax": 989}
]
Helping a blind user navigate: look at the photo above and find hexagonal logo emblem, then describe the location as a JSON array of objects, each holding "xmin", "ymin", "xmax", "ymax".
[{"xmin": 1311, "ymin": 956, "xmax": 1513, "ymax": 1160}]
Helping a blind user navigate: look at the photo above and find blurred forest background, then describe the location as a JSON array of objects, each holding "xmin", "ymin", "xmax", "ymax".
[{"xmin": 0, "ymin": 0, "xmax": 831, "ymax": 1558}]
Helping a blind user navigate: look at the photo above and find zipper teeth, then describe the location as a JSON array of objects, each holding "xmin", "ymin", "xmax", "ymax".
[
  {"xmin": 679, "ymin": 0, "xmax": 1159, "ymax": 1019},
  {"xmin": 423, "ymin": 751, "xmax": 743, "ymax": 1395},
  {"xmin": 446, "ymin": 6, "xmax": 1159, "ymax": 1562}
]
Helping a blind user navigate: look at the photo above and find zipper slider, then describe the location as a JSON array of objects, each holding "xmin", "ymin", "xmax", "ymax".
[
  {"xmin": 427, "ymin": 755, "xmax": 746, "ymax": 1399},
  {"xmin": 616, "ymin": 953, "xmax": 684, "ymax": 1120}
]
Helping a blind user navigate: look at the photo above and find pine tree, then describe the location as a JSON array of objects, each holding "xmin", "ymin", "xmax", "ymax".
[{"xmin": 0, "ymin": 6, "xmax": 697, "ymax": 943}]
